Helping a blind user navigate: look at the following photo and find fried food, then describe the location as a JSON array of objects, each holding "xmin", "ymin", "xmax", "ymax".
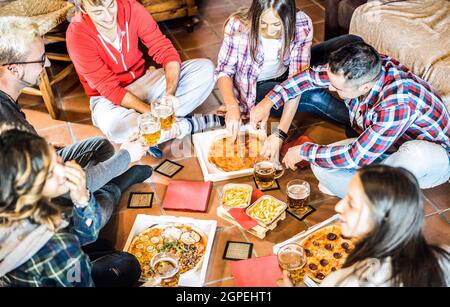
[{"xmin": 246, "ymin": 196, "xmax": 286, "ymax": 225}]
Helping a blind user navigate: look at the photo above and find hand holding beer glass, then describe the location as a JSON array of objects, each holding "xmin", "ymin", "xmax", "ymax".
[
  {"xmin": 139, "ymin": 112, "xmax": 161, "ymax": 146},
  {"xmin": 286, "ymin": 179, "xmax": 310, "ymax": 214},
  {"xmin": 277, "ymin": 243, "xmax": 307, "ymax": 286},
  {"xmin": 150, "ymin": 252, "xmax": 180, "ymax": 287},
  {"xmin": 152, "ymin": 98, "xmax": 175, "ymax": 130}
]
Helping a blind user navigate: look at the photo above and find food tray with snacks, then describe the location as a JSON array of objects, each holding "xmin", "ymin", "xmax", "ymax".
[
  {"xmin": 123, "ymin": 214, "xmax": 217, "ymax": 287},
  {"xmin": 273, "ymin": 214, "xmax": 358, "ymax": 286},
  {"xmin": 245, "ymin": 195, "xmax": 288, "ymax": 227},
  {"xmin": 219, "ymin": 183, "xmax": 253, "ymax": 208},
  {"xmin": 192, "ymin": 125, "xmax": 265, "ymax": 182}
]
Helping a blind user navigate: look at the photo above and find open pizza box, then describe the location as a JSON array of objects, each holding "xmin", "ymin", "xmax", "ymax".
[
  {"xmin": 123, "ymin": 214, "xmax": 217, "ymax": 287},
  {"xmin": 272, "ymin": 214, "xmax": 340, "ymax": 287},
  {"xmin": 192, "ymin": 125, "xmax": 265, "ymax": 182}
]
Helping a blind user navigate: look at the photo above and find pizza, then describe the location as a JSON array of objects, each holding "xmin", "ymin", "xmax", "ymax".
[
  {"xmin": 301, "ymin": 225, "xmax": 357, "ymax": 283},
  {"xmin": 208, "ymin": 132, "xmax": 263, "ymax": 172},
  {"xmin": 127, "ymin": 224, "xmax": 208, "ymax": 280}
]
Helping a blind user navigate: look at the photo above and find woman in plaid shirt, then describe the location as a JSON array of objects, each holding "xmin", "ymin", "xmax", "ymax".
[{"xmin": 0, "ymin": 125, "xmax": 141, "ymax": 287}]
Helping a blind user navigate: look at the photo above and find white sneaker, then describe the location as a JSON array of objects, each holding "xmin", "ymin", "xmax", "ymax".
[{"xmin": 318, "ymin": 183, "xmax": 337, "ymax": 197}]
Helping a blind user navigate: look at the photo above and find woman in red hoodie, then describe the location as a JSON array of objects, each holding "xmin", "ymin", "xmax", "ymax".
[{"xmin": 67, "ymin": 0, "xmax": 222, "ymax": 157}]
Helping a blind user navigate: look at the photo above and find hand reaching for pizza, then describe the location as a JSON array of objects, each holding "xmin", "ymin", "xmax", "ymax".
[{"xmin": 282, "ymin": 145, "xmax": 304, "ymax": 170}]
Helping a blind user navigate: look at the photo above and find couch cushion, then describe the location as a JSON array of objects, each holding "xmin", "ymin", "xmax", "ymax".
[{"xmin": 349, "ymin": 0, "xmax": 450, "ymax": 111}]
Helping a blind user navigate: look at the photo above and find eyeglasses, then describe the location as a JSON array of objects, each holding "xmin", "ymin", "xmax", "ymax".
[{"xmin": 1, "ymin": 53, "xmax": 47, "ymax": 67}]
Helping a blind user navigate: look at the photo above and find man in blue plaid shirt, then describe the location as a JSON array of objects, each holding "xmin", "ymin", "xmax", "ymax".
[{"xmin": 251, "ymin": 41, "xmax": 450, "ymax": 197}]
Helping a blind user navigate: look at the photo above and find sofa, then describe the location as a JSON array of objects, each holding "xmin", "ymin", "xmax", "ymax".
[
  {"xmin": 349, "ymin": 0, "xmax": 450, "ymax": 111},
  {"xmin": 324, "ymin": 0, "xmax": 368, "ymax": 40}
]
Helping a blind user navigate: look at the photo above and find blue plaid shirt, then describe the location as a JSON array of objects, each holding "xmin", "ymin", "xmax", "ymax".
[{"xmin": 0, "ymin": 195, "xmax": 102, "ymax": 287}]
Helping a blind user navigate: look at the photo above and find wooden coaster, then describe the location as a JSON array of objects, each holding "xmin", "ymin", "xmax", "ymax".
[
  {"xmin": 286, "ymin": 205, "xmax": 316, "ymax": 221},
  {"xmin": 154, "ymin": 159, "xmax": 184, "ymax": 178},
  {"xmin": 127, "ymin": 192, "xmax": 154, "ymax": 209},
  {"xmin": 253, "ymin": 177, "xmax": 280, "ymax": 192},
  {"xmin": 222, "ymin": 241, "xmax": 253, "ymax": 261}
]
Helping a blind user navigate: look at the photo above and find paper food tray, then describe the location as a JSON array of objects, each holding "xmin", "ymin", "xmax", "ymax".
[
  {"xmin": 192, "ymin": 125, "xmax": 264, "ymax": 182},
  {"xmin": 272, "ymin": 214, "xmax": 339, "ymax": 287},
  {"xmin": 123, "ymin": 214, "xmax": 217, "ymax": 287}
]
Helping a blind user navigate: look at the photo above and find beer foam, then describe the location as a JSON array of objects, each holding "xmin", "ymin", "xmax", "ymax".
[{"xmin": 287, "ymin": 184, "xmax": 310, "ymax": 198}]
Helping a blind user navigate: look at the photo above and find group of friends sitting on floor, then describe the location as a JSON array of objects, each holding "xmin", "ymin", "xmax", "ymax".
[{"xmin": 0, "ymin": 0, "xmax": 448, "ymax": 287}]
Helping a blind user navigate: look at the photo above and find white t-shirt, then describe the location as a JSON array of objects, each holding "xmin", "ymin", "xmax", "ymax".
[{"xmin": 257, "ymin": 37, "xmax": 287, "ymax": 82}]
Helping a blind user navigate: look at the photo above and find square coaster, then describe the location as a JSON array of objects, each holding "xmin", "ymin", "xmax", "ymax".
[
  {"xmin": 223, "ymin": 241, "xmax": 253, "ymax": 261},
  {"xmin": 127, "ymin": 192, "xmax": 154, "ymax": 209},
  {"xmin": 253, "ymin": 177, "xmax": 280, "ymax": 192},
  {"xmin": 286, "ymin": 205, "xmax": 316, "ymax": 221},
  {"xmin": 154, "ymin": 159, "xmax": 184, "ymax": 178}
]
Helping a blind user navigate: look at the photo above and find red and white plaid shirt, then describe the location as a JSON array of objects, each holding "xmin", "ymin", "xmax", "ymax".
[
  {"xmin": 268, "ymin": 56, "xmax": 450, "ymax": 169},
  {"xmin": 215, "ymin": 11, "xmax": 313, "ymax": 115}
]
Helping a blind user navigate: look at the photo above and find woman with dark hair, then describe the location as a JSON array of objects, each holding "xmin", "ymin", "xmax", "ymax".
[
  {"xmin": 279, "ymin": 165, "xmax": 449, "ymax": 286},
  {"xmin": 216, "ymin": 0, "xmax": 313, "ymax": 142},
  {"xmin": 0, "ymin": 124, "xmax": 142, "ymax": 287}
]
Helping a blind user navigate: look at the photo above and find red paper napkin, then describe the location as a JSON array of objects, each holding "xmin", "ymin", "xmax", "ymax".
[
  {"xmin": 162, "ymin": 180, "xmax": 213, "ymax": 212},
  {"xmin": 230, "ymin": 255, "xmax": 282, "ymax": 287},
  {"xmin": 228, "ymin": 208, "xmax": 258, "ymax": 230},
  {"xmin": 251, "ymin": 189, "xmax": 264, "ymax": 203},
  {"xmin": 280, "ymin": 135, "xmax": 314, "ymax": 169}
]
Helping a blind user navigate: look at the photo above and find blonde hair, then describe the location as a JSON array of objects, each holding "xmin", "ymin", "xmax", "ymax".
[
  {"xmin": 0, "ymin": 123, "xmax": 64, "ymax": 231},
  {"xmin": 0, "ymin": 16, "xmax": 40, "ymax": 65}
]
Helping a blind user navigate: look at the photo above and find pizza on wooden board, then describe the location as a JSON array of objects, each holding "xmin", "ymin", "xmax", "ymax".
[
  {"xmin": 208, "ymin": 132, "xmax": 264, "ymax": 172},
  {"xmin": 128, "ymin": 223, "xmax": 208, "ymax": 280},
  {"xmin": 301, "ymin": 225, "xmax": 358, "ymax": 283}
]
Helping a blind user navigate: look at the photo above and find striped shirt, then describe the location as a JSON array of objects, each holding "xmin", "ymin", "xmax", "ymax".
[
  {"xmin": 215, "ymin": 11, "xmax": 313, "ymax": 115},
  {"xmin": 267, "ymin": 56, "xmax": 450, "ymax": 168}
]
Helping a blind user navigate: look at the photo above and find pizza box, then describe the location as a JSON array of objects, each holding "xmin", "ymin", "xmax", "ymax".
[
  {"xmin": 272, "ymin": 214, "xmax": 339, "ymax": 287},
  {"xmin": 123, "ymin": 214, "xmax": 217, "ymax": 287},
  {"xmin": 192, "ymin": 125, "xmax": 265, "ymax": 182}
]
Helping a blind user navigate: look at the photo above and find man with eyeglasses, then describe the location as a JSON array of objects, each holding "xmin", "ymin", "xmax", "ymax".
[
  {"xmin": 251, "ymin": 41, "xmax": 450, "ymax": 198},
  {"xmin": 0, "ymin": 16, "xmax": 152, "ymax": 227}
]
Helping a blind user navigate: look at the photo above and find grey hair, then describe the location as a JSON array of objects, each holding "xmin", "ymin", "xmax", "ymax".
[{"xmin": 0, "ymin": 16, "xmax": 40, "ymax": 65}]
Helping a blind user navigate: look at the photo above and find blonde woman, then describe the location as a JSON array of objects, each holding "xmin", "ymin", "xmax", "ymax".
[{"xmin": 0, "ymin": 124, "xmax": 141, "ymax": 287}]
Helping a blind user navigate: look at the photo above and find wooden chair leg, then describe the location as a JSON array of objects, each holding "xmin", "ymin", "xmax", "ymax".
[{"xmin": 38, "ymin": 68, "xmax": 61, "ymax": 119}]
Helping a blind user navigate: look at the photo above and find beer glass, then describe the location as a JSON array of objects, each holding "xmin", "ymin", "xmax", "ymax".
[
  {"xmin": 286, "ymin": 179, "xmax": 310, "ymax": 214},
  {"xmin": 139, "ymin": 112, "xmax": 161, "ymax": 146},
  {"xmin": 152, "ymin": 99, "xmax": 174, "ymax": 130},
  {"xmin": 150, "ymin": 252, "xmax": 180, "ymax": 287},
  {"xmin": 277, "ymin": 243, "xmax": 307, "ymax": 285},
  {"xmin": 253, "ymin": 160, "xmax": 275, "ymax": 189}
]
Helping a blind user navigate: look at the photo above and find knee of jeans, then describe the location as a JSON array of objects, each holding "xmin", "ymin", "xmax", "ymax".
[
  {"xmin": 97, "ymin": 138, "xmax": 115, "ymax": 159},
  {"xmin": 302, "ymin": 89, "xmax": 328, "ymax": 107}
]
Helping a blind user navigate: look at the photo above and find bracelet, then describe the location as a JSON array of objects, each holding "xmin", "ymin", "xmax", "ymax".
[{"xmin": 272, "ymin": 128, "xmax": 288, "ymax": 142}]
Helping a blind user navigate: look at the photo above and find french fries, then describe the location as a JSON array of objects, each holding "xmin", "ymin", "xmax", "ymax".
[
  {"xmin": 246, "ymin": 197, "xmax": 286, "ymax": 224},
  {"xmin": 222, "ymin": 187, "xmax": 251, "ymax": 208}
]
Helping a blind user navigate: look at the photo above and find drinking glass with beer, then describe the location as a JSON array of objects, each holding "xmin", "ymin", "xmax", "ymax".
[
  {"xmin": 253, "ymin": 160, "xmax": 275, "ymax": 189},
  {"xmin": 277, "ymin": 243, "xmax": 307, "ymax": 286},
  {"xmin": 150, "ymin": 252, "xmax": 180, "ymax": 287},
  {"xmin": 139, "ymin": 112, "xmax": 161, "ymax": 146},
  {"xmin": 152, "ymin": 98, "xmax": 175, "ymax": 130},
  {"xmin": 286, "ymin": 179, "xmax": 310, "ymax": 214}
]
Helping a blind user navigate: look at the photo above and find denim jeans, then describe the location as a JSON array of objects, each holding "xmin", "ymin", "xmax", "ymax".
[
  {"xmin": 90, "ymin": 59, "xmax": 216, "ymax": 143},
  {"xmin": 311, "ymin": 139, "xmax": 450, "ymax": 198}
]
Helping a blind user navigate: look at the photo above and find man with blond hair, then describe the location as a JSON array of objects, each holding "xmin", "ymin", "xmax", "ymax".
[{"xmin": 0, "ymin": 16, "xmax": 152, "ymax": 227}]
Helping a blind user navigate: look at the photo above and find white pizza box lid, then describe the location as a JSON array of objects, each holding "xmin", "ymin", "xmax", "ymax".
[
  {"xmin": 272, "ymin": 214, "xmax": 339, "ymax": 287},
  {"xmin": 192, "ymin": 124, "xmax": 265, "ymax": 182},
  {"xmin": 123, "ymin": 214, "xmax": 217, "ymax": 287}
]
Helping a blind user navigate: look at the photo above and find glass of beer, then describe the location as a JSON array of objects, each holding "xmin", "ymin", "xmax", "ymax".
[
  {"xmin": 286, "ymin": 179, "xmax": 310, "ymax": 214},
  {"xmin": 150, "ymin": 252, "xmax": 180, "ymax": 287},
  {"xmin": 152, "ymin": 99, "xmax": 175, "ymax": 130},
  {"xmin": 139, "ymin": 112, "xmax": 161, "ymax": 146},
  {"xmin": 254, "ymin": 160, "xmax": 275, "ymax": 189},
  {"xmin": 277, "ymin": 243, "xmax": 307, "ymax": 286}
]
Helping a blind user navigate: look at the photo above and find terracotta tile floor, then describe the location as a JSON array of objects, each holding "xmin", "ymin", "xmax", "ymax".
[{"xmin": 17, "ymin": 0, "xmax": 449, "ymax": 287}]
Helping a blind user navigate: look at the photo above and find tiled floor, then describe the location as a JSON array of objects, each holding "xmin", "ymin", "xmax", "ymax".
[{"xmin": 17, "ymin": 0, "xmax": 449, "ymax": 286}]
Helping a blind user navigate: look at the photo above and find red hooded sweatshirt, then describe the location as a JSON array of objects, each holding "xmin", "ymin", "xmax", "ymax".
[{"xmin": 66, "ymin": 0, "xmax": 181, "ymax": 106}]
